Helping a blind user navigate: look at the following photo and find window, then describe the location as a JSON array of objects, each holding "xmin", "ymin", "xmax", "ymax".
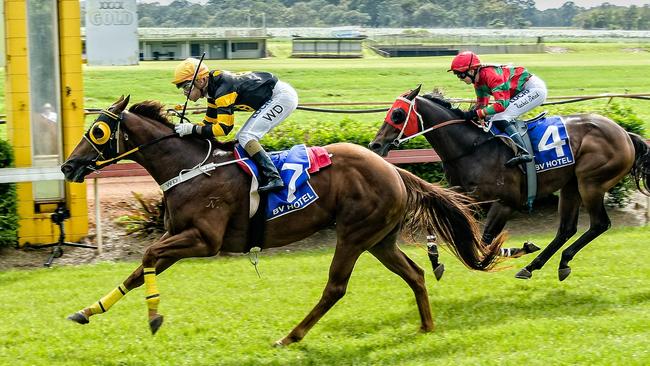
[{"xmin": 231, "ymin": 42, "xmax": 259, "ymax": 52}]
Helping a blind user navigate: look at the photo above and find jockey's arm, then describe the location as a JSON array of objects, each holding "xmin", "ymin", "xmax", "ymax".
[
  {"xmin": 195, "ymin": 94, "xmax": 236, "ymax": 138},
  {"xmin": 475, "ymin": 71, "xmax": 510, "ymax": 120}
]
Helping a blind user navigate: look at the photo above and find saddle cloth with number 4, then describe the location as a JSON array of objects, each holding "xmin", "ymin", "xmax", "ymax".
[
  {"xmin": 234, "ymin": 144, "xmax": 332, "ymax": 220},
  {"xmin": 492, "ymin": 116, "xmax": 575, "ymax": 172}
]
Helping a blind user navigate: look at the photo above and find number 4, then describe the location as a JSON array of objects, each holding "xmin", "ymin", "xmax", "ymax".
[{"xmin": 537, "ymin": 125, "xmax": 566, "ymax": 157}]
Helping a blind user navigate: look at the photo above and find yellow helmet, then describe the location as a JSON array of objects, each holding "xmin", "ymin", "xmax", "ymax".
[{"xmin": 172, "ymin": 58, "xmax": 210, "ymax": 85}]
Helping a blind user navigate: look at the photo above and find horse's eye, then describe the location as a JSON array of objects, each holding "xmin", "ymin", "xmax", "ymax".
[
  {"xmin": 89, "ymin": 122, "xmax": 111, "ymax": 145},
  {"xmin": 391, "ymin": 108, "xmax": 407, "ymax": 124},
  {"xmin": 92, "ymin": 126, "xmax": 105, "ymax": 140}
]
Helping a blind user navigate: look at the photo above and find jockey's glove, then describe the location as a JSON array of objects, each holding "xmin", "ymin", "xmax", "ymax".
[
  {"xmin": 463, "ymin": 109, "xmax": 479, "ymax": 122},
  {"xmin": 175, "ymin": 123, "xmax": 196, "ymax": 137}
]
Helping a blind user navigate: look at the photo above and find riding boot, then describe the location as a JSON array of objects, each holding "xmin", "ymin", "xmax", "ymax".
[
  {"xmin": 250, "ymin": 149, "xmax": 284, "ymax": 192},
  {"xmin": 494, "ymin": 120, "xmax": 532, "ymax": 167}
]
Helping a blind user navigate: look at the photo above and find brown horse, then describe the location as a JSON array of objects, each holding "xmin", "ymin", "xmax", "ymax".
[
  {"xmin": 370, "ymin": 86, "xmax": 650, "ymax": 281},
  {"xmin": 61, "ymin": 96, "xmax": 503, "ymax": 345}
]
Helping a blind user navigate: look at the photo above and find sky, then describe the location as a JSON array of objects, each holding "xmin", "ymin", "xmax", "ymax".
[
  {"xmin": 535, "ymin": 0, "xmax": 650, "ymax": 10},
  {"xmin": 136, "ymin": 0, "xmax": 650, "ymax": 9}
]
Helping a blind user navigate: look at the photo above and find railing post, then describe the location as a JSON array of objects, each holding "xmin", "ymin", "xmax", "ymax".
[{"xmin": 94, "ymin": 178, "xmax": 103, "ymax": 254}]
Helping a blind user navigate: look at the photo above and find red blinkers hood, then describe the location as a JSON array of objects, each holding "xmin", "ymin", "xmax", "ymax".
[{"xmin": 385, "ymin": 96, "xmax": 421, "ymax": 137}]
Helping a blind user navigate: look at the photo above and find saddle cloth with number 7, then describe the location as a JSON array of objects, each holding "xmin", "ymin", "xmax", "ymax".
[{"xmin": 234, "ymin": 144, "xmax": 332, "ymax": 220}]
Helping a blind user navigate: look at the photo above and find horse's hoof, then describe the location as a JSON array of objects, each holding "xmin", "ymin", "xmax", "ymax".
[
  {"xmin": 558, "ymin": 267, "xmax": 572, "ymax": 281},
  {"xmin": 433, "ymin": 263, "xmax": 445, "ymax": 281},
  {"xmin": 523, "ymin": 241, "xmax": 541, "ymax": 253},
  {"xmin": 67, "ymin": 311, "xmax": 89, "ymax": 325},
  {"xmin": 419, "ymin": 325, "xmax": 434, "ymax": 333},
  {"xmin": 515, "ymin": 268, "xmax": 532, "ymax": 279},
  {"xmin": 273, "ymin": 339, "xmax": 286, "ymax": 348},
  {"xmin": 149, "ymin": 314, "xmax": 164, "ymax": 335}
]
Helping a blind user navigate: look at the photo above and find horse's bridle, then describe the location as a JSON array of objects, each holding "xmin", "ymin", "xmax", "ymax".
[
  {"xmin": 390, "ymin": 96, "xmax": 466, "ymax": 147},
  {"xmin": 83, "ymin": 109, "xmax": 176, "ymax": 169}
]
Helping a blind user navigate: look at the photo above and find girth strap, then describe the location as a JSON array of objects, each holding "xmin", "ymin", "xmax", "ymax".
[{"xmin": 515, "ymin": 120, "xmax": 538, "ymax": 211}]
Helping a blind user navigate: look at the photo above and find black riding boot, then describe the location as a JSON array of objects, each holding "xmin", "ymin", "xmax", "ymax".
[
  {"xmin": 250, "ymin": 149, "xmax": 284, "ymax": 192},
  {"xmin": 494, "ymin": 120, "xmax": 532, "ymax": 167}
]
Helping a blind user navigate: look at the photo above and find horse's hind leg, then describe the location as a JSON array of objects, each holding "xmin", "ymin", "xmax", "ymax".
[
  {"xmin": 557, "ymin": 191, "xmax": 610, "ymax": 281},
  {"xmin": 425, "ymin": 229, "xmax": 445, "ymax": 281},
  {"xmin": 368, "ymin": 227, "xmax": 433, "ymax": 332},
  {"xmin": 516, "ymin": 181, "xmax": 581, "ymax": 279},
  {"xmin": 275, "ymin": 241, "xmax": 366, "ymax": 347}
]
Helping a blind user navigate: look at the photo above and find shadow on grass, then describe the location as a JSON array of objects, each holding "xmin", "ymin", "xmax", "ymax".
[{"xmin": 250, "ymin": 285, "xmax": 650, "ymax": 365}]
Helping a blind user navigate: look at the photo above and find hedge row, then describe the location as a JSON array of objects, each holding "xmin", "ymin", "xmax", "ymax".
[{"xmin": 0, "ymin": 139, "xmax": 18, "ymax": 248}]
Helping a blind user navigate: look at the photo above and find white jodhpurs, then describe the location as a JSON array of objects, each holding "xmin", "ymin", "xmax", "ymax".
[
  {"xmin": 489, "ymin": 75, "xmax": 547, "ymax": 122},
  {"xmin": 236, "ymin": 81, "xmax": 298, "ymax": 147}
]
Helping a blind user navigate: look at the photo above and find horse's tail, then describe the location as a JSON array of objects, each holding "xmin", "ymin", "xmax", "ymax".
[
  {"xmin": 396, "ymin": 167, "xmax": 502, "ymax": 271},
  {"xmin": 628, "ymin": 133, "xmax": 650, "ymax": 196}
]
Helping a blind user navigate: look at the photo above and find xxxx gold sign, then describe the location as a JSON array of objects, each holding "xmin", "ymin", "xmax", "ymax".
[
  {"xmin": 85, "ymin": 0, "xmax": 139, "ymax": 65},
  {"xmin": 88, "ymin": 1, "xmax": 135, "ymax": 26}
]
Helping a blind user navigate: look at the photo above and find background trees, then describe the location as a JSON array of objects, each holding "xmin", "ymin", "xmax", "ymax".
[{"xmin": 81, "ymin": 0, "xmax": 650, "ymax": 29}]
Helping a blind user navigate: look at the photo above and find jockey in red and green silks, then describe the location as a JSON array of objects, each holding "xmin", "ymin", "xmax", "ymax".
[
  {"xmin": 449, "ymin": 51, "xmax": 548, "ymax": 167},
  {"xmin": 473, "ymin": 65, "xmax": 533, "ymax": 119}
]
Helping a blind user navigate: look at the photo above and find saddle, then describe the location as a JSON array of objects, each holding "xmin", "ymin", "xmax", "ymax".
[
  {"xmin": 234, "ymin": 144, "xmax": 332, "ymax": 220},
  {"xmin": 234, "ymin": 144, "xmax": 332, "ymax": 253},
  {"xmin": 491, "ymin": 112, "xmax": 576, "ymax": 211}
]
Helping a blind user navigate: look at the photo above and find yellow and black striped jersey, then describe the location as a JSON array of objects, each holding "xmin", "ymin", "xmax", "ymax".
[{"xmin": 197, "ymin": 70, "xmax": 278, "ymax": 138}]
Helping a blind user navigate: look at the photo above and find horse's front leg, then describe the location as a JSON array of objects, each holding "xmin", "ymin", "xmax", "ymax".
[
  {"xmin": 483, "ymin": 202, "xmax": 539, "ymax": 257},
  {"xmin": 516, "ymin": 184, "xmax": 581, "ymax": 279},
  {"xmin": 66, "ymin": 231, "xmax": 171, "ymax": 325},
  {"xmin": 68, "ymin": 228, "xmax": 219, "ymax": 334},
  {"xmin": 140, "ymin": 227, "xmax": 222, "ymax": 334}
]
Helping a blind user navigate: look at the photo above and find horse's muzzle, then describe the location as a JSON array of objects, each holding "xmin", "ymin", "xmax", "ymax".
[
  {"xmin": 368, "ymin": 141, "xmax": 391, "ymax": 157},
  {"xmin": 61, "ymin": 159, "xmax": 93, "ymax": 183}
]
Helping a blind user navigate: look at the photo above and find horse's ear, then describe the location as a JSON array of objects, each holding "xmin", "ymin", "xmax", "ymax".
[
  {"xmin": 113, "ymin": 95, "xmax": 130, "ymax": 113},
  {"xmin": 406, "ymin": 85, "xmax": 421, "ymax": 100}
]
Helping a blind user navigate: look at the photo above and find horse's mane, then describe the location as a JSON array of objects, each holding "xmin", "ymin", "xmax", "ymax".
[
  {"xmin": 420, "ymin": 93, "xmax": 465, "ymax": 119},
  {"xmin": 128, "ymin": 100, "xmax": 238, "ymax": 151},
  {"xmin": 128, "ymin": 101, "xmax": 175, "ymax": 128}
]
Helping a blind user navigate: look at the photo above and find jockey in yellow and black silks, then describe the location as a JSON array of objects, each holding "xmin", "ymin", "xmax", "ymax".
[{"xmin": 172, "ymin": 57, "xmax": 299, "ymax": 192}]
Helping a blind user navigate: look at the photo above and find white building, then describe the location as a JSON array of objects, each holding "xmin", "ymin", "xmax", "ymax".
[{"xmin": 81, "ymin": 27, "xmax": 271, "ymax": 61}]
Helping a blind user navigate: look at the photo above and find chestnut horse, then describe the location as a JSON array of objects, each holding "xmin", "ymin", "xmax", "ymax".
[
  {"xmin": 370, "ymin": 86, "xmax": 650, "ymax": 281},
  {"xmin": 61, "ymin": 96, "xmax": 503, "ymax": 345}
]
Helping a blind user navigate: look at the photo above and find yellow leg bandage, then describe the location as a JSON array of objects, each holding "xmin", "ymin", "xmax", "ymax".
[
  {"xmin": 144, "ymin": 267, "xmax": 160, "ymax": 312},
  {"xmin": 88, "ymin": 284, "xmax": 129, "ymax": 315}
]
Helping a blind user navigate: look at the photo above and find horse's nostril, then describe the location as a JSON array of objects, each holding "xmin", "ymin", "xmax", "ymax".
[{"xmin": 61, "ymin": 164, "xmax": 72, "ymax": 174}]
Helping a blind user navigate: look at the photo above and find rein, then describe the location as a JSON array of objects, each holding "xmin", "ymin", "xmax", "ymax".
[
  {"xmin": 86, "ymin": 109, "xmax": 249, "ymax": 191},
  {"xmin": 390, "ymin": 97, "xmax": 465, "ymax": 147},
  {"xmin": 389, "ymin": 97, "xmax": 498, "ymax": 162},
  {"xmin": 95, "ymin": 133, "xmax": 177, "ymax": 168}
]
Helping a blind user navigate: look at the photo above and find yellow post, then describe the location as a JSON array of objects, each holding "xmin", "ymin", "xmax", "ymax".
[
  {"xmin": 4, "ymin": 0, "xmax": 87, "ymax": 245},
  {"xmin": 58, "ymin": 0, "xmax": 88, "ymax": 242}
]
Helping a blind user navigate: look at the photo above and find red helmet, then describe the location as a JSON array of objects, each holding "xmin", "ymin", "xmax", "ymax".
[{"xmin": 448, "ymin": 51, "xmax": 481, "ymax": 72}]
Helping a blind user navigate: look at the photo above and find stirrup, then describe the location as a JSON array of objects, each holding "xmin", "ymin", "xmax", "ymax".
[
  {"xmin": 505, "ymin": 154, "xmax": 532, "ymax": 168},
  {"xmin": 259, "ymin": 177, "xmax": 284, "ymax": 192}
]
